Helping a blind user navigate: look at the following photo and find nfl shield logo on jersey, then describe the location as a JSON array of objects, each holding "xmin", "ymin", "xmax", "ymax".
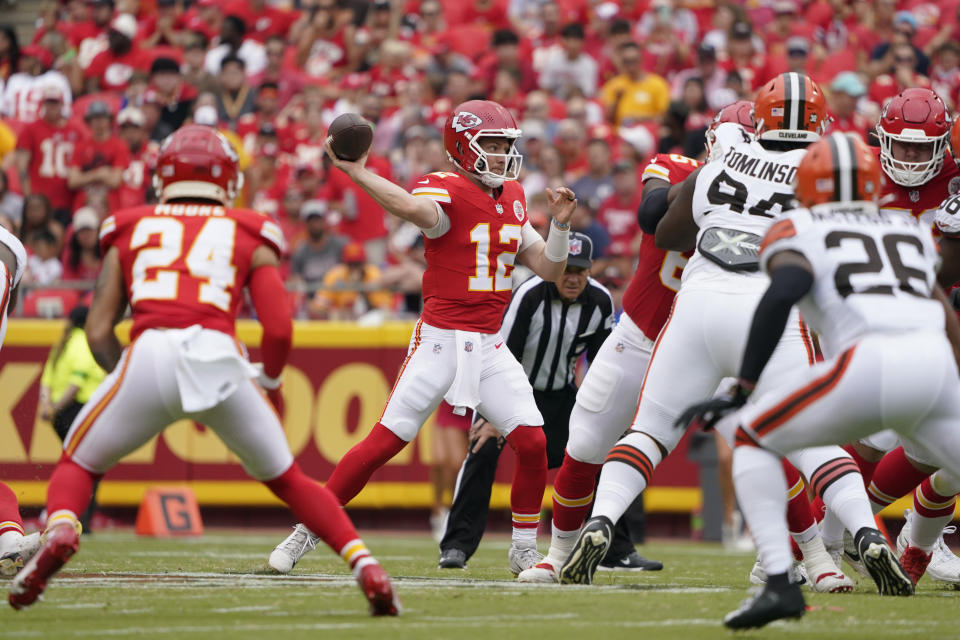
[
  {"xmin": 433, "ymin": 343, "xmax": 442, "ymax": 354},
  {"xmin": 513, "ymin": 200, "xmax": 525, "ymax": 221},
  {"xmin": 464, "ymin": 341, "xmax": 473, "ymax": 352},
  {"xmin": 909, "ymin": 190, "xmax": 920, "ymax": 203},
  {"xmin": 495, "ymin": 203, "xmax": 504, "ymax": 215}
]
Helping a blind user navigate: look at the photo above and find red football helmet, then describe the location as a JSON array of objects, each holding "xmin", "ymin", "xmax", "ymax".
[
  {"xmin": 153, "ymin": 124, "xmax": 242, "ymax": 205},
  {"xmin": 795, "ymin": 132, "xmax": 882, "ymax": 207},
  {"xmin": 704, "ymin": 100, "xmax": 755, "ymax": 161},
  {"xmin": 443, "ymin": 100, "xmax": 522, "ymax": 188},
  {"xmin": 752, "ymin": 72, "xmax": 828, "ymax": 143},
  {"xmin": 876, "ymin": 88, "xmax": 950, "ymax": 187}
]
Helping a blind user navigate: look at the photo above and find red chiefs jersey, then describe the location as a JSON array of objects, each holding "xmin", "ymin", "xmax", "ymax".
[
  {"xmin": 596, "ymin": 191, "xmax": 643, "ymax": 257},
  {"xmin": 117, "ymin": 141, "xmax": 159, "ymax": 210},
  {"xmin": 622, "ymin": 153, "xmax": 701, "ymax": 338},
  {"xmin": 70, "ymin": 134, "xmax": 130, "ymax": 211},
  {"xmin": 413, "ymin": 172, "xmax": 533, "ymax": 333},
  {"xmin": 99, "ymin": 203, "xmax": 285, "ymax": 341},
  {"xmin": 875, "ymin": 148, "xmax": 960, "ymax": 223},
  {"xmin": 16, "ymin": 118, "xmax": 86, "ymax": 210}
]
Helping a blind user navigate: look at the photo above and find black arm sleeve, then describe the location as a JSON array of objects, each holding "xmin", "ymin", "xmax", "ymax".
[
  {"xmin": 637, "ymin": 185, "xmax": 670, "ymax": 235},
  {"xmin": 739, "ymin": 265, "xmax": 815, "ymax": 385}
]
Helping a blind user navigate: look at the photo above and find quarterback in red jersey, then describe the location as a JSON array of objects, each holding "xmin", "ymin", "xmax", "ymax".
[
  {"xmin": 9, "ymin": 126, "xmax": 398, "ymax": 616},
  {"xmin": 268, "ymin": 100, "xmax": 577, "ymax": 577}
]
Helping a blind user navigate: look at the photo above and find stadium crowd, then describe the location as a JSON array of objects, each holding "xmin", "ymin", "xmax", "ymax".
[{"xmin": 0, "ymin": 0, "xmax": 956, "ymax": 319}]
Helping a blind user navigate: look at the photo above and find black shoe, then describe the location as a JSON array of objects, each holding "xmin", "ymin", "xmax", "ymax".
[
  {"xmin": 723, "ymin": 578, "xmax": 806, "ymax": 630},
  {"xmin": 438, "ymin": 548, "xmax": 467, "ymax": 569},
  {"xmin": 559, "ymin": 516, "xmax": 613, "ymax": 585},
  {"xmin": 598, "ymin": 550, "xmax": 663, "ymax": 572},
  {"xmin": 855, "ymin": 527, "xmax": 914, "ymax": 596}
]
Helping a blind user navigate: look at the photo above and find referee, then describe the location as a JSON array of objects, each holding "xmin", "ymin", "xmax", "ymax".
[{"xmin": 439, "ymin": 233, "xmax": 658, "ymax": 571}]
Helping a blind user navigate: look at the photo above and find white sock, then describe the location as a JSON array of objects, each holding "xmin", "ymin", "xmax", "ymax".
[
  {"xmin": 820, "ymin": 507, "xmax": 846, "ymax": 548},
  {"xmin": 512, "ymin": 526, "xmax": 537, "ymax": 549},
  {"xmin": 544, "ymin": 526, "xmax": 580, "ymax": 566},
  {"xmin": 733, "ymin": 447, "xmax": 792, "ymax": 576},
  {"xmin": 592, "ymin": 431, "xmax": 662, "ymax": 524},
  {"xmin": 822, "ymin": 474, "xmax": 876, "ymax": 537},
  {"xmin": 792, "ymin": 522, "xmax": 820, "ymax": 546}
]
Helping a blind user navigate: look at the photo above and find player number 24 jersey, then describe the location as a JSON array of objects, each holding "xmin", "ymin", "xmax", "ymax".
[{"xmin": 100, "ymin": 204, "xmax": 285, "ymax": 341}]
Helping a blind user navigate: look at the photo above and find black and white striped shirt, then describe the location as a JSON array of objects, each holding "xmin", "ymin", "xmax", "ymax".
[{"xmin": 501, "ymin": 276, "xmax": 615, "ymax": 392}]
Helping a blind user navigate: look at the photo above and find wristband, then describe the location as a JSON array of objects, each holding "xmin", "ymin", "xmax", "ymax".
[
  {"xmin": 545, "ymin": 219, "xmax": 570, "ymax": 262},
  {"xmin": 551, "ymin": 219, "xmax": 570, "ymax": 231}
]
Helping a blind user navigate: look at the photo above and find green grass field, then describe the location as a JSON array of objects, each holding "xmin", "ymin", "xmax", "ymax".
[{"xmin": 1, "ymin": 530, "xmax": 957, "ymax": 639}]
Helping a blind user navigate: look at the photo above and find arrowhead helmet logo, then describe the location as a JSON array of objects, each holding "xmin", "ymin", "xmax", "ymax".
[{"xmin": 452, "ymin": 111, "xmax": 482, "ymax": 133}]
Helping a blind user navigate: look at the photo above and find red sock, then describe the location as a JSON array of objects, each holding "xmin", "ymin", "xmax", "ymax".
[
  {"xmin": 867, "ymin": 447, "xmax": 931, "ymax": 511},
  {"xmin": 0, "ymin": 482, "xmax": 24, "ymax": 535},
  {"xmin": 783, "ymin": 459, "xmax": 815, "ymax": 535},
  {"xmin": 842, "ymin": 443, "xmax": 879, "ymax": 488},
  {"xmin": 505, "ymin": 427, "xmax": 547, "ymax": 530},
  {"xmin": 325, "ymin": 423, "xmax": 407, "ymax": 505},
  {"xmin": 551, "ymin": 454, "xmax": 602, "ymax": 531},
  {"xmin": 914, "ymin": 477, "xmax": 957, "ymax": 519},
  {"xmin": 46, "ymin": 454, "xmax": 101, "ymax": 521},
  {"xmin": 265, "ymin": 462, "xmax": 361, "ymax": 554}
]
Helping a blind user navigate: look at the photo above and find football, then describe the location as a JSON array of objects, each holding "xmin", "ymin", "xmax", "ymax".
[{"xmin": 328, "ymin": 113, "xmax": 374, "ymax": 161}]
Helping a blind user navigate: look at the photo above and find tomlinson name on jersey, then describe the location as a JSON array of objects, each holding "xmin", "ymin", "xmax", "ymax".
[{"xmin": 722, "ymin": 148, "xmax": 797, "ymax": 185}]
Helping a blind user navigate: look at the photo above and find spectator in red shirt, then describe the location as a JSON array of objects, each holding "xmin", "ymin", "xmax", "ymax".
[
  {"xmin": 324, "ymin": 152, "xmax": 393, "ymax": 266},
  {"xmin": 249, "ymin": 35, "xmax": 304, "ymax": 109},
  {"xmin": 183, "ymin": 0, "xmax": 223, "ymax": 44},
  {"xmin": 67, "ymin": 101, "xmax": 129, "ymax": 214},
  {"xmin": 84, "ymin": 13, "xmax": 147, "ymax": 94},
  {"xmin": 60, "ymin": 206, "xmax": 101, "ymax": 283},
  {"xmin": 245, "ymin": 140, "xmax": 290, "ymax": 219},
  {"xmin": 478, "ymin": 29, "xmax": 539, "ymax": 95},
  {"xmin": 237, "ymin": 82, "xmax": 289, "ymax": 156},
  {"xmin": 595, "ymin": 158, "xmax": 641, "ymax": 273},
  {"xmin": 825, "ymin": 71, "xmax": 872, "ymax": 141},
  {"xmin": 868, "ymin": 41, "xmax": 932, "ymax": 107},
  {"xmin": 223, "ymin": 0, "xmax": 297, "ymax": 43},
  {"xmin": 458, "ymin": 0, "xmax": 511, "ymax": 30},
  {"xmin": 721, "ymin": 20, "xmax": 768, "ymax": 92},
  {"xmin": 930, "ymin": 41, "xmax": 960, "ymax": 110},
  {"xmin": 15, "ymin": 85, "xmax": 85, "ymax": 226},
  {"xmin": 139, "ymin": 0, "xmax": 189, "ymax": 49},
  {"xmin": 115, "ymin": 107, "xmax": 158, "ymax": 209}
]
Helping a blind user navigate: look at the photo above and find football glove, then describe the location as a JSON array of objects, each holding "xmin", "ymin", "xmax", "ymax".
[{"xmin": 674, "ymin": 383, "xmax": 752, "ymax": 432}]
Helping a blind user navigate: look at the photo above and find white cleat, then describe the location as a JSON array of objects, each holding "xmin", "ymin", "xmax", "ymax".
[
  {"xmin": 0, "ymin": 532, "xmax": 43, "ymax": 578},
  {"xmin": 508, "ymin": 545, "xmax": 543, "ymax": 576},
  {"xmin": 517, "ymin": 560, "xmax": 559, "ymax": 583},
  {"xmin": 749, "ymin": 559, "xmax": 807, "ymax": 587},
  {"xmin": 268, "ymin": 524, "xmax": 319, "ymax": 574},
  {"xmin": 897, "ymin": 511, "xmax": 960, "ymax": 586},
  {"xmin": 803, "ymin": 554, "xmax": 855, "ymax": 593}
]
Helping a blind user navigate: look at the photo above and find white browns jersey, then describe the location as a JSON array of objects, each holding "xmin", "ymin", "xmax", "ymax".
[
  {"xmin": 685, "ymin": 138, "xmax": 807, "ymax": 293},
  {"xmin": 0, "ymin": 226, "xmax": 27, "ymax": 352},
  {"xmin": 707, "ymin": 122, "xmax": 753, "ymax": 162},
  {"xmin": 934, "ymin": 192, "xmax": 960, "ymax": 237},
  {"xmin": 760, "ymin": 202, "xmax": 943, "ymax": 356}
]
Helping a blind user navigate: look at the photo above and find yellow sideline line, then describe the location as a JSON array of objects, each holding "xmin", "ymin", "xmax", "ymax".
[
  {"xmin": 4, "ymin": 320, "xmax": 417, "ymax": 348},
  {"xmin": 5, "ymin": 481, "xmax": 702, "ymax": 512},
  {"xmin": 4, "ymin": 481, "xmax": 946, "ymax": 519}
]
